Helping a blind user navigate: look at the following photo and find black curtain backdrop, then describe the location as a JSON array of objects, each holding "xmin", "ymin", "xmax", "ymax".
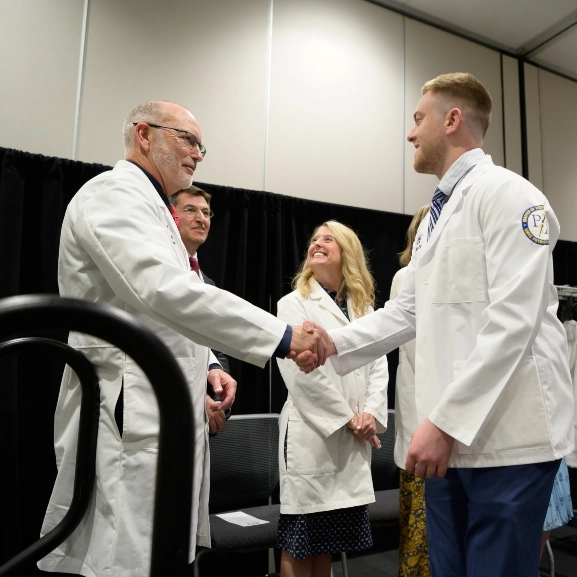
[{"xmin": 1, "ymin": 146, "xmax": 576, "ymax": 573}]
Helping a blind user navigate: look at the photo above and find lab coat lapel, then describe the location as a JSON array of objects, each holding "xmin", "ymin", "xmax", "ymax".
[
  {"xmin": 121, "ymin": 161, "xmax": 190, "ymax": 270},
  {"xmin": 309, "ymin": 280, "xmax": 349, "ymax": 326}
]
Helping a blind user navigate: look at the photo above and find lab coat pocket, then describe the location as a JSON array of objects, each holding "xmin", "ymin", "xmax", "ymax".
[
  {"xmin": 430, "ymin": 237, "xmax": 485, "ymax": 303},
  {"xmin": 286, "ymin": 416, "xmax": 338, "ymax": 474},
  {"xmin": 455, "ymin": 356, "xmax": 550, "ymax": 455},
  {"xmin": 121, "ymin": 360, "xmax": 160, "ymax": 449}
]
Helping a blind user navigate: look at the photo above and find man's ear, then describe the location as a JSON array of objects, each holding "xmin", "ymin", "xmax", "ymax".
[
  {"xmin": 445, "ymin": 107, "xmax": 462, "ymax": 135},
  {"xmin": 134, "ymin": 122, "xmax": 152, "ymax": 152}
]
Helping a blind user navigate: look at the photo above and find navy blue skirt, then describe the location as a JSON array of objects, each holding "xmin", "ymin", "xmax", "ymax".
[{"xmin": 277, "ymin": 505, "xmax": 372, "ymax": 560}]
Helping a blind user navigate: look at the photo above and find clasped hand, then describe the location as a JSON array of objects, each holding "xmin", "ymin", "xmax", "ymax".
[
  {"xmin": 347, "ymin": 412, "xmax": 381, "ymax": 449},
  {"xmin": 286, "ymin": 320, "xmax": 336, "ymax": 373}
]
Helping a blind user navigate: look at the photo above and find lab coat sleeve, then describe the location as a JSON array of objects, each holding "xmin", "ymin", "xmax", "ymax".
[
  {"xmin": 353, "ymin": 306, "xmax": 389, "ymax": 432},
  {"xmin": 276, "ymin": 293, "xmax": 355, "ymax": 438},
  {"xmin": 208, "ymin": 350, "xmax": 220, "ymax": 369},
  {"xmin": 429, "ymin": 173, "xmax": 558, "ymax": 446},
  {"xmin": 70, "ymin": 172, "xmax": 286, "ymax": 367},
  {"xmin": 329, "ymin": 253, "xmax": 417, "ymax": 375}
]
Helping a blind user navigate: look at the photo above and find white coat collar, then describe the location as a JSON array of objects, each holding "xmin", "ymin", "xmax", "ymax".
[
  {"xmin": 308, "ymin": 279, "xmax": 351, "ymax": 325},
  {"xmin": 115, "ymin": 160, "xmax": 189, "ymax": 267},
  {"xmin": 420, "ymin": 155, "xmax": 494, "ymax": 256}
]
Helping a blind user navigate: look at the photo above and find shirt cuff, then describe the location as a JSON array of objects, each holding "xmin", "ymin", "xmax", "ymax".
[
  {"xmin": 208, "ymin": 363, "xmax": 221, "ymax": 371},
  {"xmin": 273, "ymin": 325, "xmax": 292, "ymax": 358}
]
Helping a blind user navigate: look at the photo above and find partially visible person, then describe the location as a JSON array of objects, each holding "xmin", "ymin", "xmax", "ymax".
[
  {"xmin": 37, "ymin": 99, "xmax": 326, "ymax": 577},
  {"xmin": 539, "ymin": 458, "xmax": 573, "ymax": 576},
  {"xmin": 169, "ymin": 185, "xmax": 230, "ymax": 434},
  {"xmin": 276, "ymin": 221, "xmax": 389, "ymax": 577},
  {"xmin": 390, "ymin": 205, "xmax": 431, "ymax": 577}
]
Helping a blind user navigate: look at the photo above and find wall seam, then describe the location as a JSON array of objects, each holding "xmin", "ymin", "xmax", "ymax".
[
  {"xmin": 72, "ymin": 0, "xmax": 90, "ymax": 161},
  {"xmin": 537, "ymin": 69, "xmax": 545, "ymax": 193},
  {"xmin": 262, "ymin": 0, "xmax": 274, "ymax": 191},
  {"xmin": 401, "ymin": 16, "xmax": 406, "ymax": 214}
]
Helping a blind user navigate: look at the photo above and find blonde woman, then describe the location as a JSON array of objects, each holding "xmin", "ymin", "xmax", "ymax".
[
  {"xmin": 276, "ymin": 221, "xmax": 389, "ymax": 577},
  {"xmin": 390, "ymin": 205, "xmax": 430, "ymax": 577}
]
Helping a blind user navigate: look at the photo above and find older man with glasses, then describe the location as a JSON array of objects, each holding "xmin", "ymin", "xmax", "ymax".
[{"xmin": 38, "ymin": 100, "xmax": 326, "ymax": 577}]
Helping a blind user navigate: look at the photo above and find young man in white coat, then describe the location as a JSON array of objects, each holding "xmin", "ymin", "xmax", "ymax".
[
  {"xmin": 301, "ymin": 73, "xmax": 575, "ymax": 577},
  {"xmin": 37, "ymin": 100, "xmax": 325, "ymax": 577}
]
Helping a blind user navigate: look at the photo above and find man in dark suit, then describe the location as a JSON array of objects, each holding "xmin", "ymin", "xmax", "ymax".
[{"xmin": 169, "ymin": 185, "xmax": 231, "ymax": 433}]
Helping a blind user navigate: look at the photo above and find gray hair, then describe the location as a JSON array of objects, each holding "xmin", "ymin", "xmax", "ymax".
[{"xmin": 122, "ymin": 101, "xmax": 165, "ymax": 153}]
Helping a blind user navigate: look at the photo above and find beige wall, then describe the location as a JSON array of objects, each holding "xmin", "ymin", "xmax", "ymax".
[
  {"xmin": 1, "ymin": 0, "xmax": 576, "ymax": 239},
  {"xmin": 538, "ymin": 69, "xmax": 577, "ymax": 243},
  {"xmin": 0, "ymin": 0, "xmax": 84, "ymax": 159}
]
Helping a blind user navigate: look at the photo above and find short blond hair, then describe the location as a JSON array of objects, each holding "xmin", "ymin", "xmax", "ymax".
[
  {"xmin": 293, "ymin": 221, "xmax": 375, "ymax": 319},
  {"xmin": 422, "ymin": 72, "xmax": 492, "ymax": 138},
  {"xmin": 398, "ymin": 205, "xmax": 430, "ymax": 267}
]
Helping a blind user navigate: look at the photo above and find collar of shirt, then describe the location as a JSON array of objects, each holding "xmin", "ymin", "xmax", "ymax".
[
  {"xmin": 127, "ymin": 160, "xmax": 170, "ymax": 207},
  {"xmin": 437, "ymin": 148, "xmax": 486, "ymax": 197}
]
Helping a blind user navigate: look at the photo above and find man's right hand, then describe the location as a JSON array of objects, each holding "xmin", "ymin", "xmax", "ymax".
[{"xmin": 287, "ymin": 320, "xmax": 335, "ymax": 373}]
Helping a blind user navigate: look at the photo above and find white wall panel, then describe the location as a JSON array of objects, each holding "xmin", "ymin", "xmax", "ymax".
[
  {"xmin": 403, "ymin": 19, "xmax": 504, "ymax": 215},
  {"xmin": 0, "ymin": 0, "xmax": 84, "ymax": 158},
  {"xmin": 524, "ymin": 64, "xmax": 543, "ymax": 191},
  {"xmin": 502, "ymin": 55, "xmax": 522, "ymax": 176},
  {"xmin": 538, "ymin": 70, "xmax": 577, "ymax": 242},
  {"xmin": 266, "ymin": 0, "xmax": 405, "ymax": 212},
  {"xmin": 77, "ymin": 0, "xmax": 270, "ymax": 190}
]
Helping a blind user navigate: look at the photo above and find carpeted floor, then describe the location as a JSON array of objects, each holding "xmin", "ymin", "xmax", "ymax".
[{"xmin": 331, "ymin": 525, "xmax": 577, "ymax": 577}]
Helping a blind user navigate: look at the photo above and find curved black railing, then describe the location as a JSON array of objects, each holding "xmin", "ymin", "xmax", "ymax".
[
  {"xmin": 0, "ymin": 295, "xmax": 194, "ymax": 577},
  {"xmin": 0, "ymin": 337, "xmax": 100, "ymax": 576}
]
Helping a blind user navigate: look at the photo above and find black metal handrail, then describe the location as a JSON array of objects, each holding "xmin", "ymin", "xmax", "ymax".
[
  {"xmin": 0, "ymin": 337, "xmax": 99, "ymax": 576},
  {"xmin": 0, "ymin": 294, "xmax": 194, "ymax": 577}
]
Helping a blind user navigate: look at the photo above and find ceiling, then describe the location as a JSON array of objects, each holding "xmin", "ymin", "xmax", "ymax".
[{"xmin": 368, "ymin": 0, "xmax": 577, "ymax": 82}]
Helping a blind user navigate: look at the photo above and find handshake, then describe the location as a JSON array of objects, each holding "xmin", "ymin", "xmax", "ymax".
[{"xmin": 287, "ymin": 320, "xmax": 337, "ymax": 373}]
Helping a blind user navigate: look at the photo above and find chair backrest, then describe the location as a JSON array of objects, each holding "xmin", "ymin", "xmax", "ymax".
[
  {"xmin": 208, "ymin": 414, "xmax": 280, "ymax": 512},
  {"xmin": 371, "ymin": 409, "xmax": 399, "ymax": 491}
]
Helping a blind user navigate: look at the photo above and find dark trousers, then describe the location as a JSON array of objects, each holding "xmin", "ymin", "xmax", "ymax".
[{"xmin": 424, "ymin": 460, "xmax": 560, "ymax": 577}]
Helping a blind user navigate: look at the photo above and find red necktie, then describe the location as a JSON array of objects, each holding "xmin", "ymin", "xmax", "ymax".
[
  {"xmin": 168, "ymin": 204, "xmax": 180, "ymax": 228},
  {"xmin": 189, "ymin": 257, "xmax": 200, "ymax": 275}
]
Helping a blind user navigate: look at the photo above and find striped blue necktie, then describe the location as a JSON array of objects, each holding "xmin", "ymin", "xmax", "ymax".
[{"xmin": 428, "ymin": 187, "xmax": 447, "ymax": 238}]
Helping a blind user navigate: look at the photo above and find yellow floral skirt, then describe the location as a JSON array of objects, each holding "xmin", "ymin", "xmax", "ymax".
[{"xmin": 398, "ymin": 469, "xmax": 431, "ymax": 577}]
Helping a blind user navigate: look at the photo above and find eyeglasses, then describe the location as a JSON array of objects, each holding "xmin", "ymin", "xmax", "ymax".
[
  {"xmin": 178, "ymin": 206, "xmax": 214, "ymax": 220},
  {"xmin": 133, "ymin": 122, "xmax": 206, "ymax": 157}
]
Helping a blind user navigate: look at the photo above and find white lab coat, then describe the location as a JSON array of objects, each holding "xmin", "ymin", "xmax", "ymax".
[
  {"xmin": 389, "ymin": 267, "xmax": 417, "ymax": 469},
  {"xmin": 276, "ymin": 281, "xmax": 389, "ymax": 514},
  {"xmin": 38, "ymin": 160, "xmax": 287, "ymax": 577},
  {"xmin": 331, "ymin": 155, "xmax": 574, "ymax": 467}
]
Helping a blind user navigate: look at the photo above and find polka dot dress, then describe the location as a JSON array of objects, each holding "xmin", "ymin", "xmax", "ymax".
[{"xmin": 277, "ymin": 505, "xmax": 373, "ymax": 560}]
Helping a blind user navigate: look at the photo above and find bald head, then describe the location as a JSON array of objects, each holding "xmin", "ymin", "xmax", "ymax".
[
  {"xmin": 123, "ymin": 100, "xmax": 204, "ymax": 195},
  {"xmin": 122, "ymin": 100, "xmax": 197, "ymax": 154}
]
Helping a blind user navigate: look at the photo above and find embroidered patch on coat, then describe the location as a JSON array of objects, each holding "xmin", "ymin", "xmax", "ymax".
[{"xmin": 522, "ymin": 205, "xmax": 549, "ymax": 245}]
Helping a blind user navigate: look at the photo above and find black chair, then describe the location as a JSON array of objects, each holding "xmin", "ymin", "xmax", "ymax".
[
  {"xmin": 339, "ymin": 409, "xmax": 399, "ymax": 577},
  {"xmin": 368, "ymin": 409, "xmax": 400, "ymax": 528},
  {"xmin": 193, "ymin": 414, "xmax": 281, "ymax": 577}
]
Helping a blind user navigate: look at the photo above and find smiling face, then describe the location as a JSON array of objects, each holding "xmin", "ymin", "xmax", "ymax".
[
  {"xmin": 148, "ymin": 103, "xmax": 204, "ymax": 194},
  {"xmin": 172, "ymin": 191, "xmax": 211, "ymax": 254},
  {"xmin": 406, "ymin": 91, "xmax": 449, "ymax": 179},
  {"xmin": 307, "ymin": 225, "xmax": 343, "ymax": 289}
]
